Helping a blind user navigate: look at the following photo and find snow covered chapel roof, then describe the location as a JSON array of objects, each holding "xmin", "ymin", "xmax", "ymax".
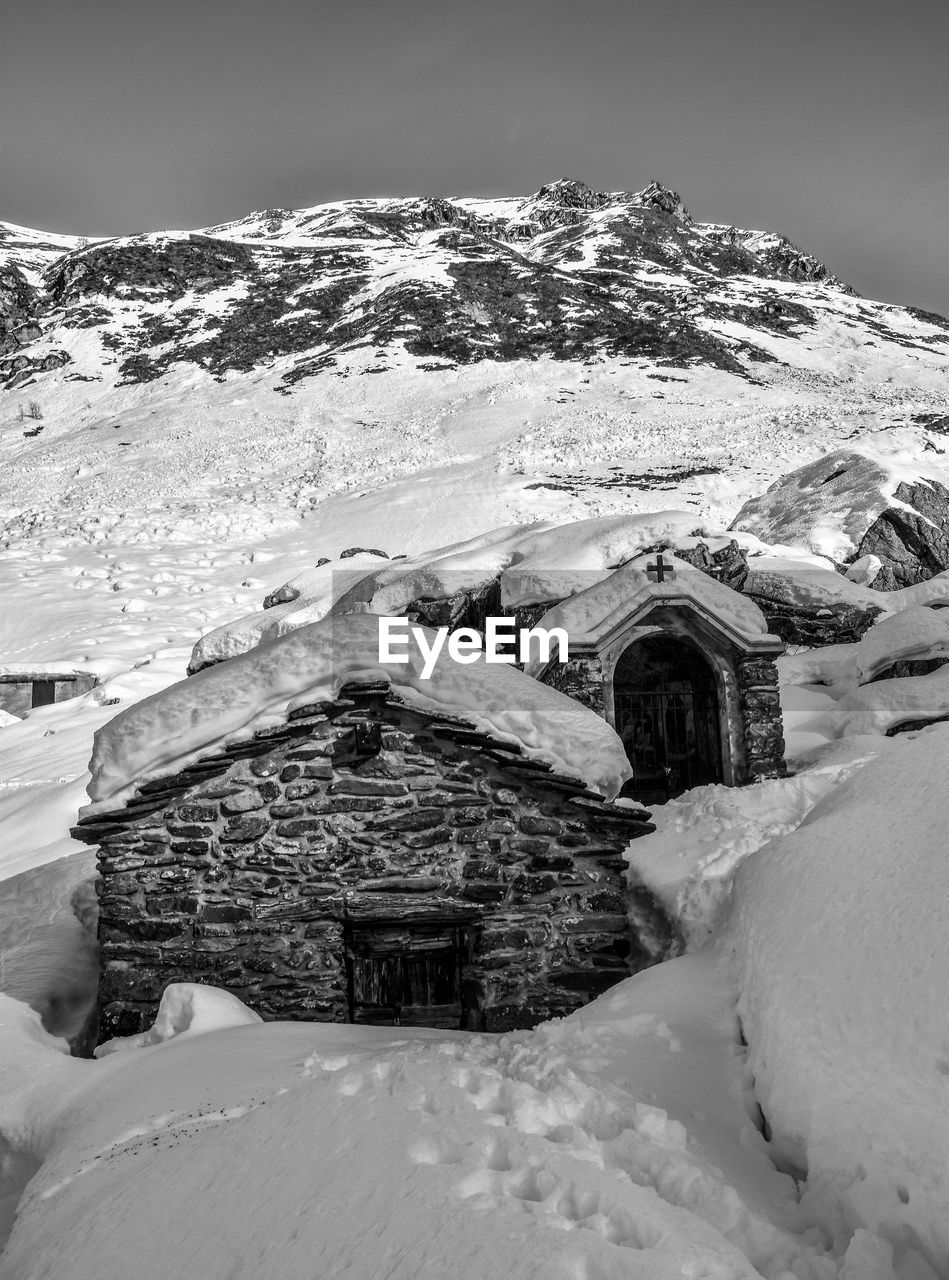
[
  {"xmin": 525, "ymin": 552, "xmax": 783, "ymax": 672},
  {"xmin": 84, "ymin": 613, "xmax": 633, "ymax": 813}
]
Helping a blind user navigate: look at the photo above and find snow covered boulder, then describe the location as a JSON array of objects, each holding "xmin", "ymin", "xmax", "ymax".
[
  {"xmin": 854, "ymin": 604, "xmax": 949, "ymax": 683},
  {"xmin": 732, "ymin": 449, "xmax": 949, "ymax": 590},
  {"xmin": 95, "ymin": 983, "xmax": 262, "ymax": 1057}
]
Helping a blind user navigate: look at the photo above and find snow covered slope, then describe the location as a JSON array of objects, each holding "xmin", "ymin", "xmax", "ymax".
[{"xmin": 2, "ymin": 176, "xmax": 948, "ymax": 680}]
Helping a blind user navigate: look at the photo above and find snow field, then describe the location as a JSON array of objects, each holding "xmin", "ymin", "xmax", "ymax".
[
  {"xmin": 1, "ymin": 338, "xmax": 949, "ymax": 1277},
  {"xmin": 0, "ymin": 956, "xmax": 890, "ymax": 1280}
]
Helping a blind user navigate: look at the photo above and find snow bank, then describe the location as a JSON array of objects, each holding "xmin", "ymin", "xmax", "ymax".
[
  {"xmin": 95, "ymin": 984, "xmax": 262, "ymax": 1057},
  {"xmin": 1, "ymin": 958, "xmax": 887, "ymax": 1280},
  {"xmin": 87, "ymin": 613, "xmax": 632, "ymax": 808},
  {"xmin": 727, "ymin": 726, "xmax": 949, "ymax": 1277},
  {"xmin": 830, "ymin": 665, "xmax": 949, "ymax": 736},
  {"xmin": 854, "ymin": 604, "xmax": 949, "ymax": 682},
  {"xmin": 625, "ymin": 739, "xmax": 886, "ymax": 942}
]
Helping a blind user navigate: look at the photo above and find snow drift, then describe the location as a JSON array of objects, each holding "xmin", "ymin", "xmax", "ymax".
[{"xmin": 727, "ymin": 725, "xmax": 949, "ymax": 1277}]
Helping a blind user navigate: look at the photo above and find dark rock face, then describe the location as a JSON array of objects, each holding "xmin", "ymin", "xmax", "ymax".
[
  {"xmin": 76, "ymin": 690, "xmax": 673, "ymax": 1042},
  {"xmin": 856, "ymin": 479, "xmax": 949, "ymax": 589},
  {"xmin": 0, "ymin": 265, "xmax": 45, "ymax": 386},
  {"xmin": 869, "ymin": 656, "xmax": 949, "ymax": 683},
  {"xmin": 744, "ymin": 593, "xmax": 882, "ymax": 648}
]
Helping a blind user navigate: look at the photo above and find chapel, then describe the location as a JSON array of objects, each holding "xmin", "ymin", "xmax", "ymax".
[{"xmin": 526, "ymin": 552, "xmax": 787, "ymax": 805}]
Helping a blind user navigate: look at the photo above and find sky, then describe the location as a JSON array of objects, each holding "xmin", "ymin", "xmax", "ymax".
[{"xmin": 3, "ymin": 0, "xmax": 948, "ymax": 316}]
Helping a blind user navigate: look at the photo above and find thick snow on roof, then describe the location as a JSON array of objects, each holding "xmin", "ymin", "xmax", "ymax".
[
  {"xmin": 728, "ymin": 725, "xmax": 949, "ymax": 1273},
  {"xmin": 524, "ymin": 552, "xmax": 772, "ymax": 671},
  {"xmin": 191, "ymin": 513, "xmax": 716, "ymax": 672},
  {"xmin": 189, "ymin": 554, "xmax": 388, "ymax": 672},
  {"xmin": 88, "ymin": 613, "xmax": 631, "ymax": 809},
  {"xmin": 333, "ymin": 511, "xmax": 712, "ymax": 617}
]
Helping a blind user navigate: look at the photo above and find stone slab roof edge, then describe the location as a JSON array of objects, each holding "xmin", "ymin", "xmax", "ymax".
[{"xmin": 72, "ymin": 679, "xmax": 651, "ymax": 841}]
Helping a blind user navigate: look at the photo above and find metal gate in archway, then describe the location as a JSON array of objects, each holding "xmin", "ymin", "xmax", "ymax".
[{"xmin": 613, "ymin": 636, "xmax": 723, "ymax": 805}]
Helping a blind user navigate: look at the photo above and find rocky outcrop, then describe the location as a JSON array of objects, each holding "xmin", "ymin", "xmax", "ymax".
[
  {"xmin": 732, "ymin": 453, "xmax": 949, "ymax": 597},
  {"xmin": 627, "ymin": 180, "xmax": 693, "ymax": 224},
  {"xmin": 743, "ymin": 584, "xmax": 881, "ymax": 648},
  {"xmin": 856, "ymin": 479, "xmax": 949, "ymax": 589}
]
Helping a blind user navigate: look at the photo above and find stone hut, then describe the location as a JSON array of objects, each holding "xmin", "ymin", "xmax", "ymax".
[
  {"xmin": 73, "ymin": 615, "xmax": 675, "ymax": 1042},
  {"xmin": 527, "ymin": 553, "xmax": 786, "ymax": 806},
  {"xmin": 0, "ymin": 664, "xmax": 98, "ymax": 718}
]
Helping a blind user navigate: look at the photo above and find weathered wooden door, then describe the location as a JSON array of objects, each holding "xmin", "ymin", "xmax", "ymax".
[
  {"xmin": 345, "ymin": 922, "xmax": 468, "ymax": 1028},
  {"xmin": 31, "ymin": 680, "xmax": 56, "ymax": 708}
]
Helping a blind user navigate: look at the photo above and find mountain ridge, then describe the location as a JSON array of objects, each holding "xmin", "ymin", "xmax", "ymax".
[{"xmin": 7, "ymin": 176, "xmax": 940, "ymax": 399}]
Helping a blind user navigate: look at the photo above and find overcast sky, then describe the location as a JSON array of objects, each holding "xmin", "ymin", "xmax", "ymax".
[{"xmin": 3, "ymin": 0, "xmax": 947, "ymax": 315}]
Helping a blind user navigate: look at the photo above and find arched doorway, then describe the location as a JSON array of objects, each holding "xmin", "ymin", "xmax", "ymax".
[{"xmin": 613, "ymin": 635, "xmax": 724, "ymax": 804}]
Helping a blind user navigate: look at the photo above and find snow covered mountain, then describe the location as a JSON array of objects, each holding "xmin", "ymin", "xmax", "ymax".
[
  {"xmin": 2, "ymin": 178, "xmax": 948, "ymax": 672},
  {"xmin": 4, "ymin": 176, "xmax": 947, "ymax": 394}
]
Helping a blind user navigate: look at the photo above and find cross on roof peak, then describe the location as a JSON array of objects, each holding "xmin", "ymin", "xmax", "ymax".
[{"xmin": 645, "ymin": 551, "xmax": 675, "ymax": 584}]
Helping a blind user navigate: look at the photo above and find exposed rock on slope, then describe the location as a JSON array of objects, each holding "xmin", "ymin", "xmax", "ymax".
[
  {"xmin": 4, "ymin": 176, "xmax": 939, "ymax": 394},
  {"xmin": 857, "ymin": 478, "xmax": 949, "ymax": 589}
]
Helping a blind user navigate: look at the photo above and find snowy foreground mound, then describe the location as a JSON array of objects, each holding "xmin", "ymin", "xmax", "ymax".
[{"xmin": 0, "ymin": 959, "xmax": 898, "ymax": 1280}]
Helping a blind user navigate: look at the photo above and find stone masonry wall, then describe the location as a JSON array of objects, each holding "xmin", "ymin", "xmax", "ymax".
[
  {"xmin": 736, "ymin": 655, "xmax": 786, "ymax": 780},
  {"xmin": 539, "ymin": 655, "xmax": 605, "ymax": 716},
  {"xmin": 79, "ymin": 690, "xmax": 675, "ymax": 1042}
]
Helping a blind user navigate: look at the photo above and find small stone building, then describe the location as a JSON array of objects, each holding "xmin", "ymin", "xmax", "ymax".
[
  {"xmin": 530, "ymin": 553, "xmax": 787, "ymax": 805},
  {"xmin": 73, "ymin": 638, "xmax": 676, "ymax": 1042},
  {"xmin": 0, "ymin": 665, "xmax": 98, "ymax": 718}
]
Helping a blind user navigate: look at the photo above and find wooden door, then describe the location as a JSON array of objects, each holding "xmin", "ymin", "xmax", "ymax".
[{"xmin": 345, "ymin": 922, "xmax": 467, "ymax": 1028}]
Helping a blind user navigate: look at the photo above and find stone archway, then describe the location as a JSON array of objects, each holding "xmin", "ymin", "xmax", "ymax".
[{"xmin": 613, "ymin": 634, "xmax": 724, "ymax": 805}]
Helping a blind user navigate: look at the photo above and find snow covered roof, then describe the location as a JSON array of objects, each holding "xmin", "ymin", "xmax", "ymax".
[
  {"xmin": 86, "ymin": 614, "xmax": 632, "ymax": 811},
  {"xmin": 188, "ymin": 513, "xmax": 718, "ymax": 674},
  {"xmin": 332, "ymin": 511, "xmax": 714, "ymax": 617},
  {"xmin": 525, "ymin": 552, "xmax": 781, "ymax": 671},
  {"xmin": 0, "ymin": 664, "xmax": 87, "ymax": 681}
]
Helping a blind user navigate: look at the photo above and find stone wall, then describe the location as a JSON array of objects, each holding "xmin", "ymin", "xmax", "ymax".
[
  {"xmin": 736, "ymin": 655, "xmax": 786, "ymax": 780},
  {"xmin": 0, "ymin": 671, "xmax": 98, "ymax": 717},
  {"xmin": 76, "ymin": 689, "xmax": 675, "ymax": 1042},
  {"xmin": 537, "ymin": 654, "xmax": 605, "ymax": 715}
]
